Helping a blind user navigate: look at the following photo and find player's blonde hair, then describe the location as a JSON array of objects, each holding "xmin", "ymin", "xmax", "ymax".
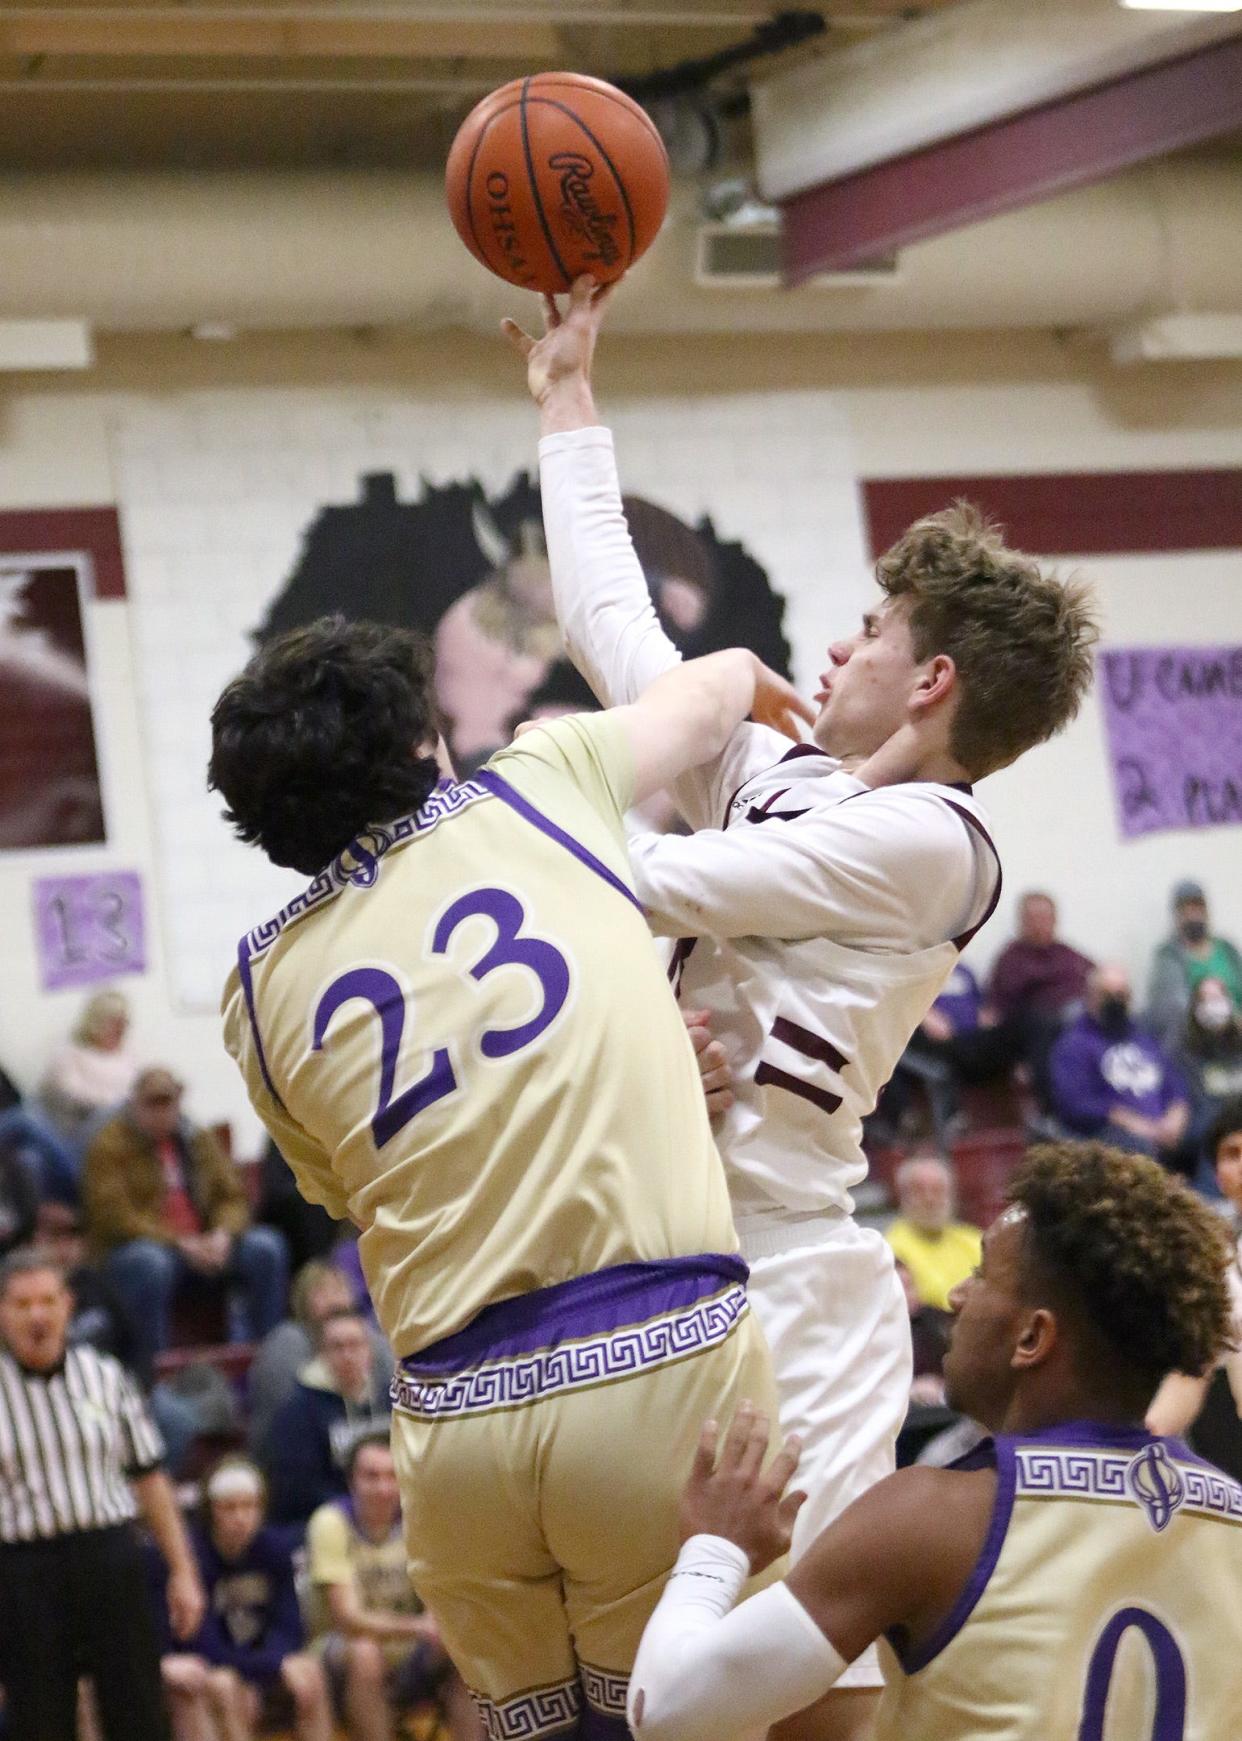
[{"xmin": 876, "ymin": 503, "xmax": 1097, "ymax": 778}]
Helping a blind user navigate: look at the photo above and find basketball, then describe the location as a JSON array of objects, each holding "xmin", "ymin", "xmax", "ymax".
[{"xmin": 445, "ymin": 72, "xmax": 670, "ymax": 294}]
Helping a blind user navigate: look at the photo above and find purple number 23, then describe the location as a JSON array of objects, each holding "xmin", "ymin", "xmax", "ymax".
[{"xmin": 312, "ymin": 887, "xmax": 570, "ymax": 1148}]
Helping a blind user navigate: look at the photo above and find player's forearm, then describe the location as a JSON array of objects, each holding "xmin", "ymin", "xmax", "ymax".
[
  {"xmin": 622, "ymin": 651, "xmax": 758, "ymax": 805},
  {"xmin": 628, "ymin": 1537, "xmax": 843, "ymax": 1741},
  {"xmin": 539, "ymin": 425, "xmax": 681, "ymax": 709}
]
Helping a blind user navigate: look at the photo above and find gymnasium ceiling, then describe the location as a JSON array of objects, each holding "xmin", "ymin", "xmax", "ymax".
[{"xmin": 0, "ymin": 1, "xmax": 972, "ymax": 170}]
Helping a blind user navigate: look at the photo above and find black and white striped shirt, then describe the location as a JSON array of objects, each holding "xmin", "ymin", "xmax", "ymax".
[{"xmin": 0, "ymin": 1343, "xmax": 164, "ymax": 1543}]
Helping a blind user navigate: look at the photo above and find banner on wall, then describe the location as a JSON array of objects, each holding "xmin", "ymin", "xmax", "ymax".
[
  {"xmin": 1099, "ymin": 645, "xmax": 1242, "ymax": 839},
  {"xmin": 0, "ymin": 554, "xmax": 106, "ymax": 849},
  {"xmin": 32, "ymin": 869, "xmax": 146, "ymax": 992}
]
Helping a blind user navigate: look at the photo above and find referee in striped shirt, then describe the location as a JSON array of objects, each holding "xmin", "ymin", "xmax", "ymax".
[{"xmin": 0, "ymin": 1246, "xmax": 205, "ymax": 1740}]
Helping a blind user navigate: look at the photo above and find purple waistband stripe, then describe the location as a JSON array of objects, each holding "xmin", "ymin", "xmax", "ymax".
[
  {"xmin": 400, "ymin": 1253, "xmax": 747, "ymax": 1378},
  {"xmin": 391, "ymin": 1254, "xmax": 750, "ymax": 1420}
]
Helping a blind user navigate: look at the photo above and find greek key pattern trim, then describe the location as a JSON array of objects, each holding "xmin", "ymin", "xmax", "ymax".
[
  {"xmin": 1015, "ymin": 1447, "xmax": 1242, "ymax": 1524},
  {"xmin": 580, "ymin": 1662, "xmax": 629, "ymax": 1718},
  {"xmin": 471, "ymin": 1677, "xmax": 579, "ymax": 1741},
  {"xmin": 392, "ymin": 1285, "xmax": 749, "ymax": 1421},
  {"xmin": 243, "ymin": 781, "xmax": 491, "ymax": 961}
]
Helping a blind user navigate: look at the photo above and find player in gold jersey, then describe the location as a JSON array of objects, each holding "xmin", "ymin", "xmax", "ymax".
[
  {"xmin": 208, "ymin": 616, "xmax": 810, "ymax": 1739},
  {"xmin": 629, "ymin": 1142, "xmax": 1241, "ymax": 1741}
]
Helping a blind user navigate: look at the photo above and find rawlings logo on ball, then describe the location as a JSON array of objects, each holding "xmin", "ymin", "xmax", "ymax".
[{"xmin": 548, "ymin": 152, "xmax": 621, "ymax": 269}]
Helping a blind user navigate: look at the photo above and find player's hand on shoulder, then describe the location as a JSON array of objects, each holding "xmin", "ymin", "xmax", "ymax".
[
  {"xmin": 750, "ymin": 660, "xmax": 816, "ymax": 744},
  {"xmin": 501, "ymin": 273, "xmax": 614, "ymax": 408},
  {"xmin": 683, "ymin": 1008, "xmax": 733, "ymax": 1116},
  {"xmin": 680, "ymin": 1404, "xmax": 805, "ymax": 1575}
]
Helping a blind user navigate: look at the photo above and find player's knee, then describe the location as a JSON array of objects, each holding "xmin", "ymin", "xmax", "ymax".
[{"xmin": 345, "ymin": 1635, "xmax": 387, "ymax": 1685}]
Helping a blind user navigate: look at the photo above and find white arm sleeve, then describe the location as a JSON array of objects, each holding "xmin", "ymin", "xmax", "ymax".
[
  {"xmin": 538, "ymin": 426, "xmax": 784, "ymax": 832},
  {"xmin": 628, "ymin": 1536, "xmax": 845, "ymax": 1741}
]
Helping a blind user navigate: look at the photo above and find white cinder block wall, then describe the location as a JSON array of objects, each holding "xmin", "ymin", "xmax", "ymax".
[{"xmin": 0, "ymin": 328, "xmax": 1239, "ymax": 1148}]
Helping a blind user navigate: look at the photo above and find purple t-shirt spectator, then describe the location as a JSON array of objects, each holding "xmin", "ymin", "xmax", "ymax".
[
  {"xmin": 934, "ymin": 964, "xmax": 983, "ymax": 1033},
  {"xmin": 990, "ymin": 939, "xmax": 1092, "ymax": 1021},
  {"xmin": 1048, "ymin": 1014, "xmax": 1185, "ymax": 1136},
  {"xmin": 189, "ymin": 1524, "xmax": 305, "ymax": 1685}
]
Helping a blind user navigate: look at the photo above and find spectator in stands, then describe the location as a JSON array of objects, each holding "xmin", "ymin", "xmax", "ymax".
[
  {"xmin": 0, "ymin": 1248, "xmax": 204, "ymax": 1740},
  {"xmin": 988, "ymin": 890, "xmax": 1093, "ymax": 1026},
  {"xmin": 306, "ymin": 1433, "xmax": 481, "ymax": 1741},
  {"xmin": 262, "ymin": 1305, "xmax": 391, "ymax": 1525},
  {"xmin": 0, "ymin": 990, "xmax": 134, "ymax": 1205},
  {"xmin": 885, "ymin": 961, "xmax": 1026, "ymax": 1142},
  {"xmin": 170, "ymin": 1455, "xmax": 332, "ymax": 1740},
  {"xmin": 254, "ymin": 1136, "xmax": 341, "ymax": 1274},
  {"xmin": 84, "ymin": 1067, "xmax": 288, "ymax": 1370},
  {"xmin": 248, "ymin": 1259, "xmax": 390, "ymax": 1453},
  {"xmin": 41, "ymin": 987, "xmax": 138, "ymax": 1145},
  {"xmin": 893, "ymin": 1258, "xmax": 958, "ymax": 1468},
  {"xmin": 1049, "ymin": 964, "xmax": 1190, "ymax": 1169},
  {"xmin": 0, "ymin": 1140, "xmax": 37, "ymax": 1256},
  {"xmin": 1146, "ymin": 1100, "xmax": 1242, "ymax": 1480},
  {"xmin": 1147, "ymin": 879, "xmax": 1242, "ymax": 1050},
  {"xmin": 36, "ymin": 1199, "xmax": 200, "ymax": 1476},
  {"xmin": 884, "ymin": 1153, "xmax": 982, "ymax": 1312},
  {"xmin": 1177, "ymin": 976, "xmax": 1242, "ymax": 1159}
]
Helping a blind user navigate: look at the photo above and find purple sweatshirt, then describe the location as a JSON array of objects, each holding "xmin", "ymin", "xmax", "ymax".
[
  {"xmin": 190, "ymin": 1524, "xmax": 305, "ymax": 1685},
  {"xmin": 1049, "ymin": 1014, "xmax": 1185, "ymax": 1135}
]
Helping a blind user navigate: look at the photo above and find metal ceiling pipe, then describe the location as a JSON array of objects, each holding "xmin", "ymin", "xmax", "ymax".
[{"xmin": 0, "ymin": 160, "xmax": 1236, "ymax": 336}]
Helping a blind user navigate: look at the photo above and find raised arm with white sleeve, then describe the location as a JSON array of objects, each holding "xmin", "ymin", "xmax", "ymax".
[{"xmin": 538, "ymin": 425, "xmax": 790, "ymax": 832}]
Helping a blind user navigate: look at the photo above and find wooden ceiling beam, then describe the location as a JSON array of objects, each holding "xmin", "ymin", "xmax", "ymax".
[{"xmin": 0, "ymin": 14, "xmax": 564, "ymax": 60}]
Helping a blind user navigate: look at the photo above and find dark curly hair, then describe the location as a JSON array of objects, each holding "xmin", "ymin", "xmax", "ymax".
[
  {"xmin": 1008, "ymin": 1143, "xmax": 1233, "ymax": 1396},
  {"xmin": 876, "ymin": 503, "xmax": 1098, "ymax": 778},
  {"xmin": 208, "ymin": 616, "xmax": 442, "ymax": 875},
  {"xmin": 1206, "ymin": 1096, "xmax": 1242, "ymax": 1163}
]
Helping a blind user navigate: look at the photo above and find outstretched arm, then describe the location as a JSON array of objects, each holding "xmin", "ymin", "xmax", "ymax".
[
  {"xmin": 578, "ymin": 648, "xmax": 810, "ymax": 809},
  {"xmin": 629, "ymin": 1409, "xmax": 992, "ymax": 1741},
  {"xmin": 505, "ymin": 279, "xmax": 800, "ymax": 830}
]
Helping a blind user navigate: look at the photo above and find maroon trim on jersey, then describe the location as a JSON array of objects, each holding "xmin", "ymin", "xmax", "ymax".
[
  {"xmin": 755, "ymin": 1061, "xmax": 843, "ymax": 1118},
  {"xmin": 771, "ymin": 1016, "xmax": 847, "ymax": 1073},
  {"xmin": 779, "ymin": 743, "xmax": 829, "ymax": 765},
  {"xmin": 942, "ymin": 800, "xmax": 1003, "ymax": 951}
]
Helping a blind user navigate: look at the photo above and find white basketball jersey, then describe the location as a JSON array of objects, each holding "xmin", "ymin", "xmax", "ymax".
[
  {"xmin": 874, "ymin": 1422, "xmax": 1242, "ymax": 1741},
  {"xmin": 663, "ymin": 750, "xmax": 1000, "ymax": 1222}
]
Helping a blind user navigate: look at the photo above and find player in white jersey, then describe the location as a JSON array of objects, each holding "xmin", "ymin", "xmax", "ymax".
[
  {"xmin": 627, "ymin": 1142, "xmax": 1242, "ymax": 1741},
  {"xmin": 208, "ymin": 617, "xmax": 811, "ymax": 1737},
  {"xmin": 503, "ymin": 278, "xmax": 1098, "ymax": 1738}
]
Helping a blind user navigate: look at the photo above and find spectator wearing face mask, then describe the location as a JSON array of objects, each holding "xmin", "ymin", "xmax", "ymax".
[
  {"xmin": 1049, "ymin": 964, "xmax": 1190, "ymax": 1170},
  {"xmin": 1147, "ymin": 880, "xmax": 1242, "ymax": 1052},
  {"xmin": 1176, "ymin": 977, "xmax": 1242, "ymax": 1165}
]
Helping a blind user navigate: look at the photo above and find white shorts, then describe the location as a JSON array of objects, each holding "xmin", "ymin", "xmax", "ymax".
[{"xmin": 745, "ymin": 1219, "xmax": 912, "ymax": 1691}]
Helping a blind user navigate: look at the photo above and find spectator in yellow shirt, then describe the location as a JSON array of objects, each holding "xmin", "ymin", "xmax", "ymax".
[
  {"xmin": 305, "ymin": 1432, "xmax": 481, "ymax": 1741},
  {"xmin": 885, "ymin": 1153, "xmax": 982, "ymax": 1311}
]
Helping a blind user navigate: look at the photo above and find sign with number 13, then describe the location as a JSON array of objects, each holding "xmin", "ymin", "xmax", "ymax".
[{"xmin": 32, "ymin": 870, "xmax": 146, "ymax": 992}]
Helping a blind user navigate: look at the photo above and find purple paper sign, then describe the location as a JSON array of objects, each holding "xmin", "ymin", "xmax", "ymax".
[
  {"xmin": 1099, "ymin": 646, "xmax": 1242, "ymax": 840},
  {"xmin": 32, "ymin": 870, "xmax": 146, "ymax": 992}
]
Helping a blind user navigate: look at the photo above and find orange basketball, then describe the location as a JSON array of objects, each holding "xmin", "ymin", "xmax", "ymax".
[{"xmin": 445, "ymin": 73, "xmax": 670, "ymax": 294}]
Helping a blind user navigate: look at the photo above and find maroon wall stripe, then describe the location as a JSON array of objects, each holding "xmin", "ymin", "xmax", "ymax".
[
  {"xmin": 782, "ymin": 33, "xmax": 1242, "ymax": 280},
  {"xmin": 862, "ymin": 470, "xmax": 1242, "ymax": 560},
  {"xmin": 0, "ymin": 507, "xmax": 127, "ymax": 599}
]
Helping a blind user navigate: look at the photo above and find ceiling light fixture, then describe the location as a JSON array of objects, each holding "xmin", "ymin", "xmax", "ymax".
[{"xmin": 1119, "ymin": 1, "xmax": 1242, "ymax": 11}]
